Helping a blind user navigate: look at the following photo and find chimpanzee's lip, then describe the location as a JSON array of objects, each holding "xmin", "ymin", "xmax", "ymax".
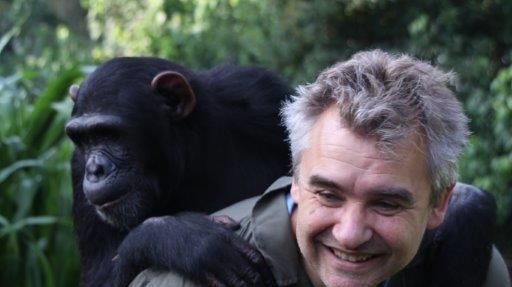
[
  {"xmin": 98, "ymin": 192, "xmax": 130, "ymax": 209},
  {"xmin": 83, "ymin": 173, "xmax": 128, "ymax": 206}
]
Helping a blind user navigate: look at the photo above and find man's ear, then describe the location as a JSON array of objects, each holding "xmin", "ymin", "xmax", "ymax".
[
  {"xmin": 427, "ymin": 183, "xmax": 454, "ymax": 229},
  {"xmin": 289, "ymin": 176, "xmax": 301, "ymax": 234},
  {"xmin": 290, "ymin": 176, "xmax": 301, "ymax": 203}
]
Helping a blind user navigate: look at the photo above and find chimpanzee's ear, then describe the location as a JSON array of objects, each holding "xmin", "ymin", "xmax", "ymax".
[
  {"xmin": 151, "ymin": 71, "xmax": 197, "ymax": 119},
  {"xmin": 69, "ymin": 84, "xmax": 79, "ymax": 102}
]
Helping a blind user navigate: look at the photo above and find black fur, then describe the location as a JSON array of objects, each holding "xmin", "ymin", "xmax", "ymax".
[
  {"xmin": 66, "ymin": 57, "xmax": 292, "ymax": 287},
  {"xmin": 114, "ymin": 213, "xmax": 276, "ymax": 287},
  {"xmin": 390, "ymin": 183, "xmax": 497, "ymax": 286}
]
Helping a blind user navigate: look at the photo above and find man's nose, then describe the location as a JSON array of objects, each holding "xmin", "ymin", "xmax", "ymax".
[{"xmin": 332, "ymin": 206, "xmax": 373, "ymax": 250}]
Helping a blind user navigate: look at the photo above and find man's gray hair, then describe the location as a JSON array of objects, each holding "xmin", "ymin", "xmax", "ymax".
[{"xmin": 281, "ymin": 50, "xmax": 469, "ymax": 204}]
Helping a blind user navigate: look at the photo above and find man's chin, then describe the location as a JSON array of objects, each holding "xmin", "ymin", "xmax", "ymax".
[
  {"xmin": 318, "ymin": 244, "xmax": 389, "ymax": 287},
  {"xmin": 322, "ymin": 276, "xmax": 378, "ymax": 287}
]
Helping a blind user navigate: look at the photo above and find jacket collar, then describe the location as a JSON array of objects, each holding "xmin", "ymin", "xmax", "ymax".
[{"xmin": 251, "ymin": 176, "xmax": 313, "ymax": 286}]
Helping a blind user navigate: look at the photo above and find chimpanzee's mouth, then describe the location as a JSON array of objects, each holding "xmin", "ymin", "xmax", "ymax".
[
  {"xmin": 83, "ymin": 172, "xmax": 128, "ymax": 206},
  {"xmin": 94, "ymin": 190, "xmax": 149, "ymax": 230},
  {"xmin": 97, "ymin": 191, "xmax": 130, "ymax": 210}
]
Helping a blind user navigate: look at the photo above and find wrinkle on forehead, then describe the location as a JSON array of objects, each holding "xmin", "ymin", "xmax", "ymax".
[{"xmin": 311, "ymin": 105, "xmax": 427, "ymax": 169}]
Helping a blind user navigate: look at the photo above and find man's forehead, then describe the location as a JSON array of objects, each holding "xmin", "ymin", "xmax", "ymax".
[
  {"xmin": 312, "ymin": 105, "xmax": 428, "ymax": 162},
  {"xmin": 298, "ymin": 105, "xmax": 432, "ymax": 201}
]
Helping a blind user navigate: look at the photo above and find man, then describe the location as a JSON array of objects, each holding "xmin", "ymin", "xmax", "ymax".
[{"xmin": 130, "ymin": 50, "xmax": 510, "ymax": 287}]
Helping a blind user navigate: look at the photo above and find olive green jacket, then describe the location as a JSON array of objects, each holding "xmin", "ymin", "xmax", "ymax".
[{"xmin": 129, "ymin": 177, "xmax": 510, "ymax": 287}]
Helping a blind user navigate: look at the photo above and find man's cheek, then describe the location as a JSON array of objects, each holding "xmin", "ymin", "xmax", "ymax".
[
  {"xmin": 375, "ymin": 223, "xmax": 423, "ymax": 261},
  {"xmin": 302, "ymin": 206, "xmax": 331, "ymax": 230}
]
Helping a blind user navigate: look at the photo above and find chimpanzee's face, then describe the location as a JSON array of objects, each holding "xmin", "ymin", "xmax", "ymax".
[
  {"xmin": 66, "ymin": 117, "xmax": 160, "ymax": 230},
  {"xmin": 65, "ymin": 59, "xmax": 196, "ymax": 230},
  {"xmin": 65, "ymin": 75, "xmax": 168, "ymax": 230}
]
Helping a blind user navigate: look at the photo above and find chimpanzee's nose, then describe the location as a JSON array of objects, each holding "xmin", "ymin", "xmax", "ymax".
[{"xmin": 85, "ymin": 154, "xmax": 114, "ymax": 182}]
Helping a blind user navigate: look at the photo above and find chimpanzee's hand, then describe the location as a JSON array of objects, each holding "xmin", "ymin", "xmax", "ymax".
[{"xmin": 112, "ymin": 212, "xmax": 276, "ymax": 287}]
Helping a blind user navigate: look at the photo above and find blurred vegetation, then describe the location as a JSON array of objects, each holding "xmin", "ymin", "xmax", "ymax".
[{"xmin": 1, "ymin": 0, "xmax": 511, "ymax": 285}]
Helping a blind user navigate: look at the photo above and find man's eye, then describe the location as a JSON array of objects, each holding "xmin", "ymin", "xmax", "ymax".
[
  {"xmin": 315, "ymin": 190, "xmax": 342, "ymax": 205},
  {"xmin": 374, "ymin": 201, "xmax": 402, "ymax": 215}
]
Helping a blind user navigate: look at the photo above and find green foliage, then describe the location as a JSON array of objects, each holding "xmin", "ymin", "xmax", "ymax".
[
  {"xmin": 461, "ymin": 65, "xmax": 512, "ymax": 220},
  {"xmin": 1, "ymin": 0, "xmax": 511, "ymax": 285},
  {"xmin": 0, "ymin": 67, "xmax": 83, "ymax": 287},
  {"xmin": 0, "ymin": 0, "xmax": 90, "ymax": 75}
]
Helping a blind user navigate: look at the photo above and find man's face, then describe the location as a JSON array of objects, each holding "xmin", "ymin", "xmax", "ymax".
[{"xmin": 290, "ymin": 106, "xmax": 450, "ymax": 287}]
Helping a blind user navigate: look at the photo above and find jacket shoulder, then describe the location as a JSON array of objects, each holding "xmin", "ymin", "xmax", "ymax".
[
  {"xmin": 212, "ymin": 176, "xmax": 292, "ymax": 221},
  {"xmin": 212, "ymin": 196, "xmax": 260, "ymax": 221},
  {"xmin": 482, "ymin": 246, "xmax": 511, "ymax": 287},
  {"xmin": 128, "ymin": 269, "xmax": 201, "ymax": 287}
]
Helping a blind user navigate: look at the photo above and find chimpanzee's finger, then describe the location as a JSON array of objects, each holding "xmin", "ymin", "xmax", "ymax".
[
  {"xmin": 208, "ymin": 215, "xmax": 240, "ymax": 230},
  {"xmin": 228, "ymin": 235, "xmax": 277, "ymax": 286},
  {"xmin": 200, "ymin": 256, "xmax": 251, "ymax": 287},
  {"xmin": 205, "ymin": 273, "xmax": 227, "ymax": 287}
]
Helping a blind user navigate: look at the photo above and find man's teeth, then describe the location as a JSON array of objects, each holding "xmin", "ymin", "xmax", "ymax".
[{"xmin": 331, "ymin": 249, "xmax": 373, "ymax": 262}]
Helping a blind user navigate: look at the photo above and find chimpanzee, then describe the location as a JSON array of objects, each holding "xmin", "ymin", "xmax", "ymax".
[
  {"xmin": 65, "ymin": 57, "xmax": 293, "ymax": 287},
  {"xmin": 390, "ymin": 183, "xmax": 498, "ymax": 286}
]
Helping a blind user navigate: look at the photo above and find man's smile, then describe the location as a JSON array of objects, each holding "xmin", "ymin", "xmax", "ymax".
[
  {"xmin": 329, "ymin": 248, "xmax": 375, "ymax": 263},
  {"xmin": 317, "ymin": 241, "xmax": 388, "ymax": 273}
]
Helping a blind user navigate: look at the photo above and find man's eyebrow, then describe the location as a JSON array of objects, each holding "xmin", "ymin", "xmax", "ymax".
[
  {"xmin": 369, "ymin": 187, "xmax": 415, "ymax": 206},
  {"xmin": 308, "ymin": 175, "xmax": 416, "ymax": 205},
  {"xmin": 308, "ymin": 175, "xmax": 343, "ymax": 191}
]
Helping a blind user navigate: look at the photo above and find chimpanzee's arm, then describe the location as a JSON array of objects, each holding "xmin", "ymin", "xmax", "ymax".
[
  {"xmin": 393, "ymin": 183, "xmax": 499, "ymax": 286},
  {"xmin": 429, "ymin": 183, "xmax": 497, "ymax": 286},
  {"xmin": 113, "ymin": 212, "xmax": 276, "ymax": 287}
]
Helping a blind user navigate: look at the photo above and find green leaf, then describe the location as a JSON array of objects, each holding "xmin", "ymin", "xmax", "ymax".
[
  {"xmin": 0, "ymin": 216, "xmax": 57, "ymax": 239},
  {"xmin": 0, "ymin": 215, "xmax": 9, "ymax": 227},
  {"xmin": 0, "ymin": 25, "xmax": 21, "ymax": 55},
  {"xmin": 0, "ymin": 159, "xmax": 43, "ymax": 184},
  {"xmin": 23, "ymin": 67, "xmax": 83, "ymax": 151}
]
